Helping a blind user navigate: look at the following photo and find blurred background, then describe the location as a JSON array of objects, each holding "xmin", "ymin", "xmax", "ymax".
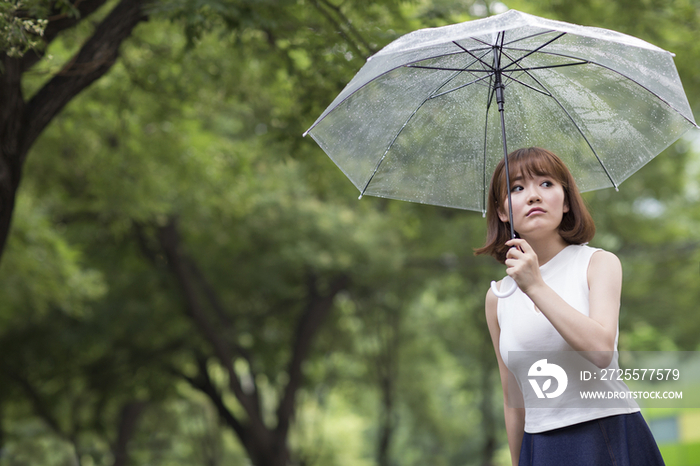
[{"xmin": 1, "ymin": 0, "xmax": 699, "ymax": 464}]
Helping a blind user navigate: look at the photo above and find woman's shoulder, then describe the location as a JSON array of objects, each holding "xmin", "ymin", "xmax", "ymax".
[
  {"xmin": 569, "ymin": 243, "xmax": 617, "ymax": 262},
  {"xmin": 485, "ymin": 282, "xmax": 499, "ymax": 311},
  {"xmin": 589, "ymin": 248, "xmax": 621, "ymax": 268},
  {"xmin": 485, "ymin": 281, "xmax": 501, "ymax": 324},
  {"xmin": 558, "ymin": 244, "xmax": 620, "ymax": 280},
  {"xmin": 587, "ymin": 248, "xmax": 622, "ymax": 283}
]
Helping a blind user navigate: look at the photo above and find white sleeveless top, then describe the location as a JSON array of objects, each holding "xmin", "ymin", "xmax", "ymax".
[{"xmin": 498, "ymin": 244, "xmax": 639, "ymax": 433}]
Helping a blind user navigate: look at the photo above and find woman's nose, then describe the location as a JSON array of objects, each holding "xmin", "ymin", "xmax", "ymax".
[{"xmin": 527, "ymin": 189, "xmax": 541, "ymax": 203}]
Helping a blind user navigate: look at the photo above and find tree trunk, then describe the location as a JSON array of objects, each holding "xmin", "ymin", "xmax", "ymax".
[
  {"xmin": 377, "ymin": 373, "xmax": 395, "ymax": 466},
  {"xmin": 154, "ymin": 218, "xmax": 348, "ymax": 466},
  {"xmin": 0, "ymin": 0, "xmax": 148, "ymax": 261},
  {"xmin": 0, "ymin": 56, "xmax": 24, "ymax": 266},
  {"xmin": 112, "ymin": 401, "xmax": 148, "ymax": 466}
]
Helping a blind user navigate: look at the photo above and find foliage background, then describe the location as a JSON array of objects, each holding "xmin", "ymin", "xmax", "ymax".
[{"xmin": 1, "ymin": 0, "xmax": 699, "ymax": 465}]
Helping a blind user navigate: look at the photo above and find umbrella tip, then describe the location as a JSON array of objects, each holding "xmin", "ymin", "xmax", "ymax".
[
  {"xmin": 615, "ymin": 186, "xmax": 619, "ymax": 192},
  {"xmin": 482, "ymin": 211, "xmax": 486, "ymax": 218},
  {"xmin": 358, "ymin": 194, "xmax": 363, "ymax": 200}
]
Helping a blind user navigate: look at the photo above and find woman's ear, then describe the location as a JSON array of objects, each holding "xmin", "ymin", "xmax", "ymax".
[{"xmin": 497, "ymin": 205, "xmax": 509, "ymax": 223}]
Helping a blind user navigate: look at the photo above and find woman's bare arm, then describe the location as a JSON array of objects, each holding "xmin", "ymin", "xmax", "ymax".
[{"xmin": 486, "ymin": 286, "xmax": 525, "ymax": 466}]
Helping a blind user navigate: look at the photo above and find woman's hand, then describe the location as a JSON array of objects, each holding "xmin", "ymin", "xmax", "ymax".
[{"xmin": 504, "ymin": 238, "xmax": 544, "ymax": 294}]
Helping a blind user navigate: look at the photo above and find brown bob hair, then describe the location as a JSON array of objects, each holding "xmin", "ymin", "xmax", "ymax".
[{"xmin": 474, "ymin": 147, "xmax": 595, "ymax": 263}]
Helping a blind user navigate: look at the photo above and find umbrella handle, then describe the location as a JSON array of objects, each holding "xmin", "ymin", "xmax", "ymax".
[{"xmin": 490, "ymin": 276, "xmax": 518, "ymax": 298}]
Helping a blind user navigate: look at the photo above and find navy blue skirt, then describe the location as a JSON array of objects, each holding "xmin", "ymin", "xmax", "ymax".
[{"xmin": 519, "ymin": 412, "xmax": 665, "ymax": 466}]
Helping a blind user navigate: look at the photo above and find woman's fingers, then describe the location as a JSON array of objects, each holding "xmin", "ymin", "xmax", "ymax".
[
  {"xmin": 504, "ymin": 239, "xmax": 537, "ymax": 272},
  {"xmin": 505, "ymin": 238, "xmax": 531, "ymax": 252},
  {"xmin": 505, "ymin": 238, "xmax": 523, "ymax": 248},
  {"xmin": 503, "ymin": 239, "xmax": 543, "ymax": 293},
  {"xmin": 505, "ymin": 241, "xmax": 528, "ymax": 261}
]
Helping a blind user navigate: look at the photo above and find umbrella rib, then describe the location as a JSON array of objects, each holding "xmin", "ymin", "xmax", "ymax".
[
  {"xmin": 410, "ymin": 51, "xmax": 586, "ymax": 75},
  {"xmin": 430, "ymin": 73, "xmax": 495, "ymax": 99},
  {"xmin": 502, "ymin": 30, "xmax": 558, "ymax": 47},
  {"xmin": 468, "ymin": 35, "xmax": 494, "ymax": 48},
  {"xmin": 503, "ymin": 75, "xmax": 552, "ymax": 97},
  {"xmin": 407, "ymin": 65, "xmax": 493, "ymax": 72},
  {"xmin": 498, "ymin": 48, "xmax": 563, "ymax": 95},
  {"xmin": 305, "ymin": 50, "xmax": 486, "ymax": 136},
  {"xmin": 482, "ymin": 76, "xmax": 497, "ymax": 215},
  {"xmin": 507, "ymin": 60, "xmax": 619, "ymax": 190},
  {"xmin": 501, "ymin": 32, "xmax": 567, "ymax": 72},
  {"xmin": 408, "ymin": 47, "xmax": 493, "ymax": 86},
  {"xmin": 452, "ymin": 40, "xmax": 495, "ymax": 71},
  {"xmin": 306, "ymin": 45, "xmax": 497, "ymax": 136},
  {"xmin": 468, "ymin": 30, "xmax": 556, "ymax": 50},
  {"xmin": 499, "ymin": 61, "xmax": 594, "ymax": 96},
  {"xmin": 411, "ymin": 53, "xmax": 495, "ymax": 99},
  {"xmin": 507, "ymin": 61, "xmax": 589, "ymax": 72},
  {"xmin": 585, "ymin": 62, "xmax": 698, "ymax": 127},
  {"xmin": 359, "ymin": 70, "xmax": 467, "ymax": 198},
  {"xmin": 504, "ymin": 46, "xmax": 698, "ymax": 126}
]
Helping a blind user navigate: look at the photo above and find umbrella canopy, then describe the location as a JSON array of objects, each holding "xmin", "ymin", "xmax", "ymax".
[{"xmin": 304, "ymin": 10, "xmax": 697, "ymax": 214}]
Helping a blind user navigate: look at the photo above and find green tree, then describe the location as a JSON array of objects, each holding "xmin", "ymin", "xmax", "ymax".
[
  {"xmin": 2, "ymin": 7, "xmax": 417, "ymax": 463},
  {"xmin": 3, "ymin": 2, "xmax": 699, "ymax": 466},
  {"xmin": 0, "ymin": 0, "xmax": 149, "ymax": 261}
]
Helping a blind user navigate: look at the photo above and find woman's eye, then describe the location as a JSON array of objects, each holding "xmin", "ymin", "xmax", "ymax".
[
  {"xmin": 511, "ymin": 185, "xmax": 523, "ymax": 192},
  {"xmin": 541, "ymin": 181, "xmax": 554, "ymax": 187}
]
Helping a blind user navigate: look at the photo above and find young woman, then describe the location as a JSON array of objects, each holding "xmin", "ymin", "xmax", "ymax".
[{"xmin": 476, "ymin": 147, "xmax": 664, "ymax": 466}]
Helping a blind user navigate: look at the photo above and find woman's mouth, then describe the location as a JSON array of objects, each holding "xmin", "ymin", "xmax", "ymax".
[{"xmin": 527, "ymin": 207, "xmax": 546, "ymax": 217}]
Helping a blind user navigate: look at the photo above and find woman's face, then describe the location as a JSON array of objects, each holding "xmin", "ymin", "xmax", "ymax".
[{"xmin": 498, "ymin": 173, "xmax": 569, "ymax": 239}]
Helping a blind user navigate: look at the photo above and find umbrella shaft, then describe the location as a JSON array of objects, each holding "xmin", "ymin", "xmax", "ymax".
[
  {"xmin": 499, "ymin": 107, "xmax": 516, "ymax": 240},
  {"xmin": 495, "ymin": 76, "xmax": 505, "ymax": 112},
  {"xmin": 495, "ymin": 68, "xmax": 516, "ymax": 239}
]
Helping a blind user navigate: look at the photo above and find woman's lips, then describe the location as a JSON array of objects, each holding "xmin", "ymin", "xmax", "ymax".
[{"xmin": 527, "ymin": 207, "xmax": 546, "ymax": 217}]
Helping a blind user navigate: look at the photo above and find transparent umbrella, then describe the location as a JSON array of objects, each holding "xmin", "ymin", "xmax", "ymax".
[{"xmin": 304, "ymin": 10, "xmax": 698, "ymax": 296}]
